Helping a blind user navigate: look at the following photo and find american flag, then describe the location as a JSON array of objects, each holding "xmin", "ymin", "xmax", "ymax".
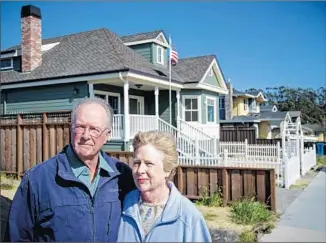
[{"xmin": 170, "ymin": 45, "xmax": 179, "ymax": 66}]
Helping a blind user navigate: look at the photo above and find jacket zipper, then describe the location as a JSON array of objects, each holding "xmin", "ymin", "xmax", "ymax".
[{"xmin": 91, "ymin": 197, "xmax": 95, "ymax": 242}]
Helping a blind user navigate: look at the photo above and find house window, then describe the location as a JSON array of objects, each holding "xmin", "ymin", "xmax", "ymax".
[
  {"xmin": 0, "ymin": 58, "xmax": 13, "ymax": 70},
  {"xmin": 156, "ymin": 46, "xmax": 164, "ymax": 65},
  {"xmin": 184, "ymin": 98, "xmax": 199, "ymax": 122},
  {"xmin": 94, "ymin": 91, "xmax": 120, "ymax": 114},
  {"xmin": 219, "ymin": 96, "xmax": 225, "ymax": 109},
  {"xmin": 206, "ymin": 97, "xmax": 216, "ymax": 123},
  {"xmin": 244, "ymin": 99, "xmax": 249, "ymax": 111}
]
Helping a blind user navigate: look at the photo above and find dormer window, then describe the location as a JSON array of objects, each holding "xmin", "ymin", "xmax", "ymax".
[
  {"xmin": 1, "ymin": 58, "xmax": 13, "ymax": 70},
  {"xmin": 156, "ymin": 46, "xmax": 164, "ymax": 65}
]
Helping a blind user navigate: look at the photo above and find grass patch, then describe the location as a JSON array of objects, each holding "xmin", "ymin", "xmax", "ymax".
[
  {"xmin": 204, "ymin": 212, "xmax": 216, "ymax": 221},
  {"xmin": 290, "ymin": 179, "xmax": 309, "ymax": 190},
  {"xmin": 239, "ymin": 230, "xmax": 256, "ymax": 242},
  {"xmin": 195, "ymin": 186, "xmax": 223, "ymax": 207},
  {"xmin": 230, "ymin": 198, "xmax": 272, "ymax": 225},
  {"xmin": 1, "ymin": 172, "xmax": 20, "ymax": 200},
  {"xmin": 317, "ymin": 155, "xmax": 326, "ymax": 168}
]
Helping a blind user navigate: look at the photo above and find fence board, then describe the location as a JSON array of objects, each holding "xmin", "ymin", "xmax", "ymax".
[
  {"xmin": 30, "ymin": 126, "xmax": 36, "ymax": 168},
  {"xmin": 36, "ymin": 127, "xmax": 42, "ymax": 164},
  {"xmin": 11, "ymin": 127, "xmax": 16, "ymax": 172},
  {"xmin": 1, "ymin": 128, "xmax": 5, "ymax": 171}
]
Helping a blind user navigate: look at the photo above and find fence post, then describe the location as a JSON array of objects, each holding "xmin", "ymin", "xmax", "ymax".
[
  {"xmin": 313, "ymin": 144, "xmax": 317, "ymax": 165},
  {"xmin": 43, "ymin": 113, "xmax": 49, "ymax": 161},
  {"xmin": 16, "ymin": 114, "xmax": 23, "ymax": 178},
  {"xmin": 299, "ymin": 135, "xmax": 304, "ymax": 175}
]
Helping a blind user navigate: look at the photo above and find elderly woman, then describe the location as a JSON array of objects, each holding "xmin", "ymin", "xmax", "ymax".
[{"xmin": 117, "ymin": 131, "xmax": 212, "ymax": 242}]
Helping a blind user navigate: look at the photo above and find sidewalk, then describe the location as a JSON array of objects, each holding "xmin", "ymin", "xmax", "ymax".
[{"xmin": 261, "ymin": 167, "xmax": 326, "ymax": 242}]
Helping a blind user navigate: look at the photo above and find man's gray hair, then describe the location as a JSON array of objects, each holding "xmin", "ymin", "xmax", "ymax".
[{"xmin": 71, "ymin": 97, "xmax": 114, "ymax": 130}]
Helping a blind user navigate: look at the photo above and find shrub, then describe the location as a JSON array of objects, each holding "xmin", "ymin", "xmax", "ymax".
[
  {"xmin": 196, "ymin": 186, "xmax": 223, "ymax": 207},
  {"xmin": 230, "ymin": 198, "xmax": 272, "ymax": 225}
]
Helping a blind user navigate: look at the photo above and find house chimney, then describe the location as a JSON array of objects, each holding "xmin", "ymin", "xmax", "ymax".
[
  {"xmin": 225, "ymin": 79, "xmax": 233, "ymax": 120},
  {"xmin": 21, "ymin": 5, "xmax": 42, "ymax": 72}
]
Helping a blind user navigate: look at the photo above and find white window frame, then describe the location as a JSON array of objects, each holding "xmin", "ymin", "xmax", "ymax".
[
  {"xmin": 129, "ymin": 95, "xmax": 145, "ymax": 115},
  {"xmin": 206, "ymin": 96, "xmax": 216, "ymax": 123},
  {"xmin": 156, "ymin": 46, "xmax": 164, "ymax": 65},
  {"xmin": 244, "ymin": 99, "xmax": 249, "ymax": 111},
  {"xmin": 182, "ymin": 95, "xmax": 201, "ymax": 123},
  {"xmin": 0, "ymin": 58, "xmax": 13, "ymax": 70},
  {"xmin": 94, "ymin": 90, "xmax": 121, "ymax": 114}
]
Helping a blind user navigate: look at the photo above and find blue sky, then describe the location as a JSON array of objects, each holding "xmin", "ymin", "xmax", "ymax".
[{"xmin": 1, "ymin": 1, "xmax": 325, "ymax": 91}]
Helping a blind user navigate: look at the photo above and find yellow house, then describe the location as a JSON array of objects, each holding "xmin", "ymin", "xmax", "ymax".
[
  {"xmin": 303, "ymin": 124, "xmax": 326, "ymax": 142},
  {"xmin": 232, "ymin": 89, "xmax": 267, "ymax": 117}
]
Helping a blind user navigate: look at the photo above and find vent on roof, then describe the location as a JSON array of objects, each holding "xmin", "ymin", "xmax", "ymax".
[{"xmin": 154, "ymin": 69, "xmax": 167, "ymax": 77}]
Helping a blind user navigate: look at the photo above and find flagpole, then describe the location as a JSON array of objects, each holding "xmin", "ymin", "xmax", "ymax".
[{"xmin": 169, "ymin": 35, "xmax": 172, "ymax": 125}]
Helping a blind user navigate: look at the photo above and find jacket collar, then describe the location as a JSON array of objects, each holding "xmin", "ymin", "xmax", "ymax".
[
  {"xmin": 122, "ymin": 181, "xmax": 181, "ymax": 224},
  {"xmin": 56, "ymin": 144, "xmax": 120, "ymax": 183}
]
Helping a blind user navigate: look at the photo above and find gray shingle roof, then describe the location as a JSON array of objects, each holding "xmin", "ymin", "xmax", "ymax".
[
  {"xmin": 173, "ymin": 55, "xmax": 215, "ymax": 83},
  {"xmin": 0, "ymin": 28, "xmax": 183, "ymax": 84},
  {"xmin": 260, "ymin": 105, "xmax": 275, "ymax": 112},
  {"xmin": 259, "ymin": 111, "xmax": 288, "ymax": 120},
  {"xmin": 120, "ymin": 30, "xmax": 162, "ymax": 43}
]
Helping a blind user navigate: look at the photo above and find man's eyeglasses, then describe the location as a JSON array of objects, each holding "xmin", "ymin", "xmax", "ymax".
[{"xmin": 73, "ymin": 125, "xmax": 110, "ymax": 138}]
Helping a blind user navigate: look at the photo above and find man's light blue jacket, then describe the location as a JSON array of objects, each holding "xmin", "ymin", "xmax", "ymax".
[{"xmin": 117, "ymin": 182, "xmax": 212, "ymax": 242}]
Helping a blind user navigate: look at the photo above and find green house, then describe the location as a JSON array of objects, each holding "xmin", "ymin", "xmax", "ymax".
[{"xmin": 1, "ymin": 5, "xmax": 228, "ymax": 162}]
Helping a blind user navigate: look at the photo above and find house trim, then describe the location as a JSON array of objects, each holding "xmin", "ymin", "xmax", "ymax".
[
  {"xmin": 198, "ymin": 58, "xmax": 228, "ymax": 91},
  {"xmin": 182, "ymin": 94, "xmax": 202, "ymax": 124},
  {"xmin": 155, "ymin": 32, "xmax": 169, "ymax": 45},
  {"xmin": 183, "ymin": 83, "xmax": 228, "ymax": 94},
  {"xmin": 1, "ymin": 50, "xmax": 18, "ymax": 59},
  {"xmin": 205, "ymin": 95, "xmax": 217, "ymax": 123},
  {"xmin": 124, "ymin": 39, "xmax": 170, "ymax": 48},
  {"xmin": 94, "ymin": 90, "xmax": 121, "ymax": 114}
]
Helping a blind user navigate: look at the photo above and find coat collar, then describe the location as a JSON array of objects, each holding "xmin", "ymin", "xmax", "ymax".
[{"xmin": 122, "ymin": 181, "xmax": 181, "ymax": 224}]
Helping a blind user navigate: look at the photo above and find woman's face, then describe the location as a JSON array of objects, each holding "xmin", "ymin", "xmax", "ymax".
[{"xmin": 132, "ymin": 144, "xmax": 169, "ymax": 193}]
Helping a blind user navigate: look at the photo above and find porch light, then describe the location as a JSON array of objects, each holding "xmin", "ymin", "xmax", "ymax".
[
  {"xmin": 135, "ymin": 84, "xmax": 143, "ymax": 89},
  {"xmin": 73, "ymin": 87, "xmax": 79, "ymax": 95}
]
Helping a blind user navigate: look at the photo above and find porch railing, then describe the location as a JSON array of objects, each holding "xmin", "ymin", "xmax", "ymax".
[
  {"xmin": 179, "ymin": 118, "xmax": 216, "ymax": 156},
  {"xmin": 112, "ymin": 114, "xmax": 124, "ymax": 139},
  {"xmin": 129, "ymin": 115, "xmax": 158, "ymax": 139}
]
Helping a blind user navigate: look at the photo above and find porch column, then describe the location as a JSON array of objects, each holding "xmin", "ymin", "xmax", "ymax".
[
  {"xmin": 154, "ymin": 87, "xmax": 159, "ymax": 130},
  {"xmin": 123, "ymin": 80, "xmax": 130, "ymax": 143},
  {"xmin": 176, "ymin": 90, "xmax": 181, "ymax": 129},
  {"xmin": 88, "ymin": 83, "xmax": 94, "ymax": 97}
]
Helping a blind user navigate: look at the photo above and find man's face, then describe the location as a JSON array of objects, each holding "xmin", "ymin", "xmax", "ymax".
[{"xmin": 71, "ymin": 103, "xmax": 110, "ymax": 162}]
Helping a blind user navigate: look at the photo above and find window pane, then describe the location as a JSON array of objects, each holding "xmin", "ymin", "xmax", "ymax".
[
  {"xmin": 95, "ymin": 94, "xmax": 106, "ymax": 100},
  {"xmin": 185, "ymin": 111, "xmax": 191, "ymax": 121},
  {"xmin": 192, "ymin": 99, "xmax": 198, "ymax": 109},
  {"xmin": 207, "ymin": 106, "xmax": 214, "ymax": 122},
  {"xmin": 185, "ymin": 99, "xmax": 191, "ymax": 109},
  {"xmin": 207, "ymin": 99, "xmax": 214, "ymax": 106},
  {"xmin": 1, "ymin": 58, "xmax": 12, "ymax": 69},
  {"xmin": 192, "ymin": 111, "xmax": 198, "ymax": 121},
  {"xmin": 108, "ymin": 96, "xmax": 119, "ymax": 114}
]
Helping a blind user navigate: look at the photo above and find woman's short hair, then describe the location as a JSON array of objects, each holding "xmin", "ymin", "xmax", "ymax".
[{"xmin": 132, "ymin": 131, "xmax": 179, "ymax": 179}]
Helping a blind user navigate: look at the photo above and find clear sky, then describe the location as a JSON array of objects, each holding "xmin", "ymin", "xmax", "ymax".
[{"xmin": 1, "ymin": 1, "xmax": 325, "ymax": 91}]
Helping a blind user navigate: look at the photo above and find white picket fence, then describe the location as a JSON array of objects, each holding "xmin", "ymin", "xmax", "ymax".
[
  {"xmin": 178, "ymin": 139, "xmax": 317, "ymax": 188},
  {"xmin": 301, "ymin": 146, "xmax": 317, "ymax": 175}
]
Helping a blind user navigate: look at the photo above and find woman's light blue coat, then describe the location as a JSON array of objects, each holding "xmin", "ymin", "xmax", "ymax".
[{"xmin": 117, "ymin": 182, "xmax": 212, "ymax": 242}]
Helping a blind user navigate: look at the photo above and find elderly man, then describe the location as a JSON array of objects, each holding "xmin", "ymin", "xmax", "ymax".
[{"xmin": 5, "ymin": 98, "xmax": 135, "ymax": 242}]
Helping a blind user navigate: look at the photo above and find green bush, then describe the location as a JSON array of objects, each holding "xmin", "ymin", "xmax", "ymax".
[
  {"xmin": 239, "ymin": 230, "xmax": 256, "ymax": 242},
  {"xmin": 231, "ymin": 198, "xmax": 272, "ymax": 225},
  {"xmin": 196, "ymin": 186, "xmax": 223, "ymax": 207}
]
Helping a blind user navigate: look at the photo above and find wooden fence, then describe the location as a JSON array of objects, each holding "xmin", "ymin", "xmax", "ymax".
[
  {"xmin": 107, "ymin": 152, "xmax": 276, "ymax": 211},
  {"xmin": 1, "ymin": 112, "xmax": 71, "ymax": 176}
]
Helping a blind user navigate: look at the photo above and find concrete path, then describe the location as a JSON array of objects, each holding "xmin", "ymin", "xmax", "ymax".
[{"xmin": 261, "ymin": 167, "xmax": 326, "ymax": 242}]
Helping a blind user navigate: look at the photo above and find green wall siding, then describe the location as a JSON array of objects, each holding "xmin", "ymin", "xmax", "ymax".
[
  {"xmin": 158, "ymin": 90, "xmax": 177, "ymax": 127},
  {"xmin": 128, "ymin": 43, "xmax": 152, "ymax": 62},
  {"xmin": 4, "ymin": 82, "xmax": 88, "ymax": 114},
  {"xmin": 102, "ymin": 141, "xmax": 125, "ymax": 151},
  {"xmin": 202, "ymin": 68, "xmax": 220, "ymax": 87},
  {"xmin": 180, "ymin": 89, "xmax": 220, "ymax": 124}
]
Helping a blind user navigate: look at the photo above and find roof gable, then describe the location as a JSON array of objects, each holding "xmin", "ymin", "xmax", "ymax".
[{"xmin": 0, "ymin": 28, "xmax": 183, "ymax": 84}]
